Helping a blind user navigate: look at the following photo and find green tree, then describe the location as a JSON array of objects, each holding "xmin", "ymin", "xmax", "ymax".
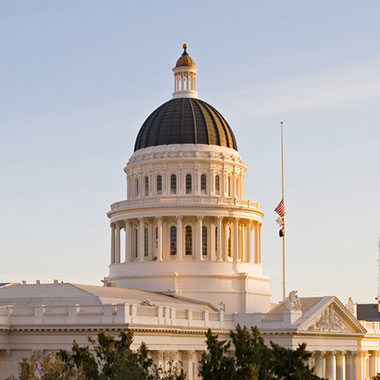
[
  {"xmin": 200, "ymin": 325, "xmax": 326, "ymax": 380},
  {"xmin": 14, "ymin": 330, "xmax": 186, "ymax": 380}
]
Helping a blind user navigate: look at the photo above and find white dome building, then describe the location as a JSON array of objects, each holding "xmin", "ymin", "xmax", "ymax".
[
  {"xmin": 105, "ymin": 44, "xmax": 271, "ymax": 314},
  {"xmin": 0, "ymin": 45, "xmax": 379, "ymax": 380}
]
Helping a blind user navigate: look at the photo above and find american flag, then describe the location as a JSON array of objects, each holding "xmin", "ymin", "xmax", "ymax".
[{"xmin": 274, "ymin": 199, "xmax": 285, "ymax": 217}]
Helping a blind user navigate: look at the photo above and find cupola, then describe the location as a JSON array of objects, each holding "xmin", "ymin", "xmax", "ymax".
[{"xmin": 172, "ymin": 44, "xmax": 198, "ymax": 99}]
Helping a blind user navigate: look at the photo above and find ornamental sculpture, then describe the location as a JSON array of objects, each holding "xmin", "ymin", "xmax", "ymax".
[{"xmin": 286, "ymin": 290, "xmax": 302, "ymax": 312}]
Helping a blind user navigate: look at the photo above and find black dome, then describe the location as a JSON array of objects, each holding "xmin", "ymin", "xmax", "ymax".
[{"xmin": 134, "ymin": 98, "xmax": 238, "ymax": 152}]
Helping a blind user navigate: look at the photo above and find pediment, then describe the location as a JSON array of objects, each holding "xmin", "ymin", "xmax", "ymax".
[{"xmin": 297, "ymin": 297, "xmax": 366, "ymax": 334}]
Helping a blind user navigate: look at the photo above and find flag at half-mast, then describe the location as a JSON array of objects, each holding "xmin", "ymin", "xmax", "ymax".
[
  {"xmin": 275, "ymin": 200, "xmax": 285, "ymax": 237},
  {"xmin": 274, "ymin": 199, "xmax": 285, "ymax": 218}
]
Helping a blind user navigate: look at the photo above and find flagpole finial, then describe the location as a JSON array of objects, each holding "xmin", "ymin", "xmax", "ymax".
[{"xmin": 281, "ymin": 121, "xmax": 284, "ymax": 126}]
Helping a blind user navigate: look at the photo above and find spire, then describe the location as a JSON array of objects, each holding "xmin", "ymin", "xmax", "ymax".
[{"xmin": 172, "ymin": 44, "xmax": 198, "ymax": 99}]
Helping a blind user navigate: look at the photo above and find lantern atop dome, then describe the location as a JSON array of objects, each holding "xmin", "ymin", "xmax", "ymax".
[{"xmin": 172, "ymin": 43, "xmax": 198, "ymax": 99}]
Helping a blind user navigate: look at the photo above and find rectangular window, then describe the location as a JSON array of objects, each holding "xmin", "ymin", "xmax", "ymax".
[
  {"xmin": 135, "ymin": 229, "xmax": 138, "ymax": 258},
  {"xmin": 185, "ymin": 226, "xmax": 192, "ymax": 255},
  {"xmin": 201, "ymin": 174, "xmax": 207, "ymax": 194},
  {"xmin": 144, "ymin": 228, "xmax": 149, "ymax": 256},
  {"xmin": 171, "ymin": 174, "xmax": 177, "ymax": 194},
  {"xmin": 202, "ymin": 226, "xmax": 207, "ymax": 256},
  {"xmin": 144, "ymin": 176, "xmax": 149, "ymax": 196},
  {"xmin": 215, "ymin": 226, "xmax": 218, "ymax": 253},
  {"xmin": 186, "ymin": 174, "xmax": 192, "ymax": 194},
  {"xmin": 170, "ymin": 226, "xmax": 177, "ymax": 255},
  {"xmin": 157, "ymin": 175, "xmax": 162, "ymax": 195}
]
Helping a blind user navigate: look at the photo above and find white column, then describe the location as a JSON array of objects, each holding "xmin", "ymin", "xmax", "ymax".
[
  {"xmin": 314, "ymin": 352, "xmax": 324, "ymax": 378},
  {"xmin": 177, "ymin": 216, "xmax": 183, "ymax": 260},
  {"xmin": 233, "ymin": 218, "xmax": 239, "ymax": 262},
  {"xmin": 336, "ymin": 352, "xmax": 345, "ymax": 380},
  {"xmin": 246, "ymin": 221, "xmax": 253, "ymax": 263},
  {"xmin": 326, "ymin": 351, "xmax": 336, "ymax": 380},
  {"xmin": 196, "ymin": 216, "xmax": 203, "ymax": 261},
  {"xmin": 346, "ymin": 352, "xmax": 354, "ymax": 380},
  {"xmin": 351, "ymin": 352, "xmax": 357, "ymax": 380},
  {"xmin": 115, "ymin": 223, "xmax": 121, "ymax": 264},
  {"xmin": 369, "ymin": 351, "xmax": 378, "ymax": 378},
  {"xmin": 157, "ymin": 217, "xmax": 163, "ymax": 261},
  {"xmin": 125, "ymin": 221, "xmax": 131, "ymax": 263},
  {"xmin": 138, "ymin": 218, "xmax": 144, "ymax": 262},
  {"xmin": 258, "ymin": 223, "xmax": 262, "ymax": 263},
  {"xmin": 216, "ymin": 217, "xmax": 222, "ymax": 261},
  {"xmin": 110, "ymin": 223, "xmax": 115, "ymax": 264}
]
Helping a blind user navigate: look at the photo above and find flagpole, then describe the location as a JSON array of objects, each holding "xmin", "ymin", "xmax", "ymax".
[{"xmin": 280, "ymin": 121, "xmax": 286, "ymax": 301}]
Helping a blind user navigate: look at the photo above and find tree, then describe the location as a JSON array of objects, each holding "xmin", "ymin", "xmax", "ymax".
[
  {"xmin": 13, "ymin": 330, "xmax": 186, "ymax": 380},
  {"xmin": 200, "ymin": 325, "xmax": 326, "ymax": 380}
]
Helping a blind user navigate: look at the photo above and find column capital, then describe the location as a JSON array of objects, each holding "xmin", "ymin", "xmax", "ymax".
[
  {"xmin": 197, "ymin": 215, "xmax": 204, "ymax": 221},
  {"xmin": 335, "ymin": 350, "xmax": 346, "ymax": 358},
  {"xmin": 176, "ymin": 215, "xmax": 183, "ymax": 220}
]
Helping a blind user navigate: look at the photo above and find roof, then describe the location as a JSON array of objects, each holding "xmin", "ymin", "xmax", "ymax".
[
  {"xmin": 134, "ymin": 98, "xmax": 238, "ymax": 152},
  {"xmin": 357, "ymin": 304, "xmax": 380, "ymax": 321},
  {"xmin": 175, "ymin": 43, "xmax": 195, "ymax": 68},
  {"xmin": 0, "ymin": 283, "xmax": 215, "ymax": 311},
  {"xmin": 264, "ymin": 296, "xmax": 366, "ymax": 334},
  {"xmin": 266, "ymin": 297, "xmax": 323, "ymax": 317}
]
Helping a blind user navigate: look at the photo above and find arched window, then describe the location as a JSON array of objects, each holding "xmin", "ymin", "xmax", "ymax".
[
  {"xmin": 215, "ymin": 175, "xmax": 220, "ymax": 195},
  {"xmin": 135, "ymin": 178, "xmax": 139, "ymax": 197},
  {"xmin": 186, "ymin": 174, "xmax": 192, "ymax": 194},
  {"xmin": 202, "ymin": 226, "xmax": 207, "ymax": 256},
  {"xmin": 170, "ymin": 226, "xmax": 177, "ymax": 255},
  {"xmin": 156, "ymin": 175, "xmax": 162, "ymax": 194},
  {"xmin": 228, "ymin": 226, "xmax": 232, "ymax": 257},
  {"xmin": 144, "ymin": 176, "xmax": 149, "ymax": 196},
  {"xmin": 201, "ymin": 174, "xmax": 207, "ymax": 194},
  {"xmin": 170, "ymin": 174, "xmax": 177, "ymax": 194},
  {"xmin": 185, "ymin": 225, "xmax": 192, "ymax": 255},
  {"xmin": 144, "ymin": 227, "xmax": 149, "ymax": 257}
]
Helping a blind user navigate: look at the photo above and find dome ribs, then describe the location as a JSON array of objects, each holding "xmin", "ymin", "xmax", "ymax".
[
  {"xmin": 156, "ymin": 100, "xmax": 177, "ymax": 146},
  {"xmin": 201, "ymin": 101, "xmax": 223, "ymax": 147},
  {"xmin": 134, "ymin": 105, "xmax": 162, "ymax": 150},
  {"xmin": 134, "ymin": 98, "xmax": 237, "ymax": 152},
  {"xmin": 209, "ymin": 104, "xmax": 237, "ymax": 150},
  {"xmin": 188, "ymin": 99, "xmax": 198, "ymax": 144}
]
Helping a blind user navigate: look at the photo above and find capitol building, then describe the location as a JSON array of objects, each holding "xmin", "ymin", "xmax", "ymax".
[{"xmin": 0, "ymin": 45, "xmax": 379, "ymax": 380}]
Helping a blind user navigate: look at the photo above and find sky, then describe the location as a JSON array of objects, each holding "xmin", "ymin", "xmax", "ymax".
[{"xmin": 0, "ymin": 1, "xmax": 379, "ymax": 304}]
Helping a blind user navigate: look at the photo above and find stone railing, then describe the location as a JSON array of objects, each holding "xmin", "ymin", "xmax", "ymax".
[
  {"xmin": 110, "ymin": 196, "xmax": 261, "ymax": 212},
  {"xmin": 360, "ymin": 320, "xmax": 380, "ymax": 333},
  {"xmin": 0, "ymin": 305, "xmax": 306, "ymax": 331},
  {"xmin": 0, "ymin": 304, "xmax": 235, "ymax": 330}
]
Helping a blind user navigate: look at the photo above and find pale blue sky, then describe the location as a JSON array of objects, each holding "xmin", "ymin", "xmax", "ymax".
[{"xmin": 1, "ymin": 1, "xmax": 379, "ymax": 304}]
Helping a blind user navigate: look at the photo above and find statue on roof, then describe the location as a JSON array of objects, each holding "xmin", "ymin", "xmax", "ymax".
[{"xmin": 286, "ymin": 290, "xmax": 302, "ymax": 312}]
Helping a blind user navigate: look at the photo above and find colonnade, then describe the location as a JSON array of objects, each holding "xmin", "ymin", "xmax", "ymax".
[
  {"xmin": 110, "ymin": 216, "xmax": 261, "ymax": 265},
  {"xmin": 312, "ymin": 350, "xmax": 380, "ymax": 380},
  {"xmin": 151, "ymin": 349, "xmax": 202, "ymax": 380}
]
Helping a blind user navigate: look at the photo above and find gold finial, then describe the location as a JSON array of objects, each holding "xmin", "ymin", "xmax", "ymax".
[{"xmin": 183, "ymin": 43, "xmax": 188, "ymax": 50}]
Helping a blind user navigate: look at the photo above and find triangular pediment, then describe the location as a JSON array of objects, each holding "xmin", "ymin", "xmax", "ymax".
[{"xmin": 296, "ymin": 297, "xmax": 366, "ymax": 334}]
